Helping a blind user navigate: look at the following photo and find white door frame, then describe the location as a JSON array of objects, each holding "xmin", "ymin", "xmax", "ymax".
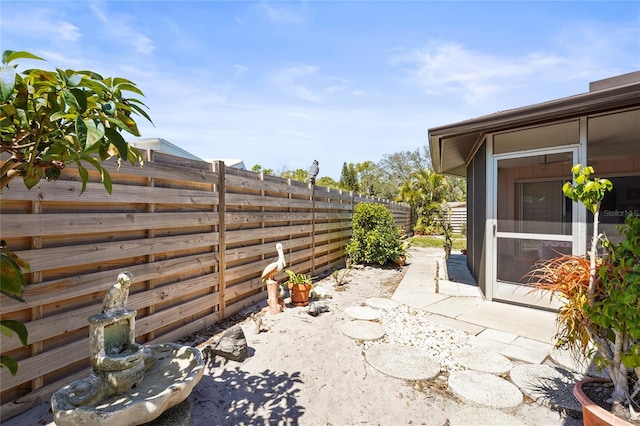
[{"xmin": 487, "ymin": 143, "xmax": 581, "ymax": 308}]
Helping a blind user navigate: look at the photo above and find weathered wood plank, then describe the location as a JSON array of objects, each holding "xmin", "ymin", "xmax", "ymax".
[
  {"xmin": 0, "ymin": 254, "xmax": 218, "ymax": 313},
  {"xmin": 1, "ymin": 274, "xmax": 219, "ymax": 353},
  {"xmin": 0, "ymin": 180, "xmax": 218, "ymax": 205},
  {"xmin": 0, "ymin": 212, "xmax": 218, "ymax": 238},
  {"xmin": 15, "ymin": 233, "xmax": 218, "ymax": 272}
]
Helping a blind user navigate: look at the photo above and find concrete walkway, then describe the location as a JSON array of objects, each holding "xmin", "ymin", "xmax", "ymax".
[{"xmin": 392, "ymin": 247, "xmax": 557, "ymax": 365}]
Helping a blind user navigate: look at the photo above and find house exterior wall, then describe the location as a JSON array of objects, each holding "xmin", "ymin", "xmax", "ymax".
[{"xmin": 467, "ymin": 142, "xmax": 486, "ymax": 295}]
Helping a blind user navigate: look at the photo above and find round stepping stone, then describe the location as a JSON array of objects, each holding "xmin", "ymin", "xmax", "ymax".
[
  {"xmin": 509, "ymin": 364, "xmax": 583, "ymax": 414},
  {"xmin": 448, "ymin": 370, "xmax": 523, "ymax": 408},
  {"xmin": 365, "ymin": 297, "xmax": 400, "ymax": 310},
  {"xmin": 341, "ymin": 320, "xmax": 385, "ymax": 341},
  {"xmin": 344, "ymin": 306, "xmax": 381, "ymax": 321},
  {"xmin": 365, "ymin": 343, "xmax": 440, "ymax": 380},
  {"xmin": 452, "ymin": 347, "xmax": 513, "ymax": 375},
  {"xmin": 449, "ymin": 407, "xmax": 526, "ymax": 426}
]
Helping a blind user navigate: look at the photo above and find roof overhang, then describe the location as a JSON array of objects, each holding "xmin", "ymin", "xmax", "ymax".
[{"xmin": 428, "ymin": 78, "xmax": 640, "ymax": 177}]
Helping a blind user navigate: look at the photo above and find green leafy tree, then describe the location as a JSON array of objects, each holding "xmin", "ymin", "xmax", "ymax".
[
  {"xmin": 280, "ymin": 168, "xmax": 309, "ymax": 183},
  {"xmin": 0, "ymin": 50, "xmax": 151, "ymax": 375},
  {"xmin": 1, "ymin": 50, "xmax": 150, "ymax": 193},
  {"xmin": 378, "ymin": 146, "xmax": 431, "ymax": 191},
  {"xmin": 316, "ymin": 176, "xmax": 338, "ymax": 188},
  {"xmin": 338, "ymin": 162, "xmax": 359, "ymax": 192},
  {"xmin": 251, "ymin": 164, "xmax": 274, "ymax": 176}
]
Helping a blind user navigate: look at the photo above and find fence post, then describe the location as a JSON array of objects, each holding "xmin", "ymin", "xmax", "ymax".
[
  {"xmin": 217, "ymin": 161, "xmax": 226, "ymax": 320},
  {"xmin": 311, "ymin": 181, "xmax": 316, "ymax": 275}
]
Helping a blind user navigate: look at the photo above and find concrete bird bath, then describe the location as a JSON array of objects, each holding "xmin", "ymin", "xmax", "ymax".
[{"xmin": 51, "ymin": 272, "xmax": 204, "ymax": 426}]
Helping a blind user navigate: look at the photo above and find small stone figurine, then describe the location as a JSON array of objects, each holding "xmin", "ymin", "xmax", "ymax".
[{"xmin": 102, "ymin": 271, "xmax": 134, "ymax": 314}]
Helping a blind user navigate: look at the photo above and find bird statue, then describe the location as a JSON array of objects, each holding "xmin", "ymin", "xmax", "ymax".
[
  {"xmin": 261, "ymin": 243, "xmax": 286, "ymax": 283},
  {"xmin": 308, "ymin": 160, "xmax": 319, "ymax": 185},
  {"xmin": 261, "ymin": 243, "xmax": 286, "ymax": 314}
]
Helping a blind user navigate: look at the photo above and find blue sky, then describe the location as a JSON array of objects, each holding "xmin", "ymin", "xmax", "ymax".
[{"xmin": 2, "ymin": 1, "xmax": 639, "ymax": 180}]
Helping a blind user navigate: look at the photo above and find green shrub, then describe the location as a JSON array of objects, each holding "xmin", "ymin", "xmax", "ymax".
[{"xmin": 346, "ymin": 203, "xmax": 404, "ymax": 265}]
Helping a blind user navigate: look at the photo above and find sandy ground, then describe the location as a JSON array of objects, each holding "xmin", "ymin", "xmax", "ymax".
[{"xmin": 5, "ymin": 262, "xmax": 580, "ymax": 426}]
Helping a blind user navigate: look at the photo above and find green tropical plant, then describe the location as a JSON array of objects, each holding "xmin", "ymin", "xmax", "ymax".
[
  {"xmin": 529, "ymin": 164, "xmax": 639, "ymax": 416},
  {"xmin": 397, "ymin": 168, "xmax": 451, "ymax": 235},
  {"xmin": 284, "ymin": 269, "xmax": 314, "ymax": 287},
  {"xmin": 0, "ymin": 49, "xmax": 151, "ymax": 375},
  {"xmin": 1, "ymin": 240, "xmax": 30, "ymax": 376},
  {"xmin": 345, "ymin": 203, "xmax": 405, "ymax": 265}
]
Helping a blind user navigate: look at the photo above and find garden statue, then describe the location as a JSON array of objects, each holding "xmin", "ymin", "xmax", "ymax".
[
  {"xmin": 101, "ymin": 271, "xmax": 133, "ymax": 314},
  {"xmin": 51, "ymin": 272, "xmax": 204, "ymax": 425},
  {"xmin": 261, "ymin": 243, "xmax": 286, "ymax": 314}
]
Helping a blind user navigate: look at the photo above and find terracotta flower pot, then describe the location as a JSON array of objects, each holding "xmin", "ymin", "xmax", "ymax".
[
  {"xmin": 573, "ymin": 378, "xmax": 635, "ymax": 426},
  {"xmin": 392, "ymin": 255, "xmax": 407, "ymax": 267},
  {"xmin": 289, "ymin": 284, "xmax": 312, "ymax": 307}
]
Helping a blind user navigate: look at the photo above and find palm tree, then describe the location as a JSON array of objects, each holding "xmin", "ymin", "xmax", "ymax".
[{"xmin": 397, "ymin": 169, "xmax": 451, "ymax": 234}]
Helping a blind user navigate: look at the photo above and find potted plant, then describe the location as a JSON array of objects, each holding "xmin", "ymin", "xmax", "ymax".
[
  {"xmin": 284, "ymin": 269, "xmax": 314, "ymax": 307},
  {"xmin": 528, "ymin": 165, "xmax": 639, "ymax": 425}
]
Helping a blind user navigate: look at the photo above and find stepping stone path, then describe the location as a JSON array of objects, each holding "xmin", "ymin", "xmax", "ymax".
[
  {"xmin": 341, "ymin": 296, "xmax": 579, "ymax": 418},
  {"xmin": 341, "ymin": 320, "xmax": 385, "ymax": 341},
  {"xmin": 448, "ymin": 370, "xmax": 523, "ymax": 408},
  {"xmin": 344, "ymin": 306, "xmax": 381, "ymax": 321},
  {"xmin": 365, "ymin": 343, "xmax": 440, "ymax": 380},
  {"xmin": 509, "ymin": 364, "xmax": 584, "ymax": 414},
  {"xmin": 365, "ymin": 297, "xmax": 400, "ymax": 310},
  {"xmin": 452, "ymin": 347, "xmax": 513, "ymax": 375}
]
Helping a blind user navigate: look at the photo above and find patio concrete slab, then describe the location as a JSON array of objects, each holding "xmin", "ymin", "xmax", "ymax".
[
  {"xmin": 509, "ymin": 364, "xmax": 584, "ymax": 415},
  {"xmin": 365, "ymin": 343, "xmax": 441, "ymax": 381},
  {"xmin": 423, "ymin": 314, "xmax": 486, "ymax": 336},
  {"xmin": 391, "ymin": 290, "xmax": 450, "ymax": 309},
  {"xmin": 475, "ymin": 328, "xmax": 517, "ymax": 344},
  {"xmin": 455, "ymin": 301, "xmax": 556, "ymax": 343},
  {"xmin": 423, "ymin": 296, "xmax": 484, "ymax": 319},
  {"xmin": 448, "ymin": 370, "xmax": 523, "ymax": 408}
]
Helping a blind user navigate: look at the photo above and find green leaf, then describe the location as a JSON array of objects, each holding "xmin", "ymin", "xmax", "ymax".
[
  {"xmin": 77, "ymin": 164, "xmax": 89, "ymax": 194},
  {"xmin": 66, "ymin": 74, "xmax": 82, "ymax": 87},
  {"xmin": 69, "ymin": 88, "xmax": 87, "ymax": 112},
  {"xmin": 115, "ymin": 82, "xmax": 144, "ymax": 96},
  {"xmin": 0, "ymin": 252, "xmax": 26, "ymax": 298},
  {"xmin": 75, "ymin": 117, "xmax": 88, "ymax": 149},
  {"xmin": 22, "ymin": 166, "xmax": 43, "ymax": 189},
  {"xmin": 0, "ymin": 320, "xmax": 28, "ymax": 346},
  {"xmin": 61, "ymin": 88, "xmax": 80, "ymax": 111},
  {"xmin": 2, "ymin": 50, "xmax": 44, "ymax": 65},
  {"xmin": 84, "ymin": 119, "xmax": 105, "ymax": 151},
  {"xmin": 1, "ymin": 355, "xmax": 19, "ymax": 376},
  {"xmin": 0, "ymin": 64, "xmax": 16, "ymax": 102},
  {"xmin": 50, "ymin": 111, "xmax": 75, "ymax": 122},
  {"xmin": 104, "ymin": 126, "xmax": 129, "ymax": 158},
  {"xmin": 106, "ymin": 115, "xmax": 139, "ymax": 136}
]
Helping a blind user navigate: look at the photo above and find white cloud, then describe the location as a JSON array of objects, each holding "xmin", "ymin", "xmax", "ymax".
[
  {"xmin": 89, "ymin": 4, "xmax": 155, "ymax": 54},
  {"xmin": 271, "ymin": 64, "xmax": 348, "ymax": 103},
  {"xmin": 391, "ymin": 41, "xmax": 565, "ymax": 104},
  {"xmin": 1, "ymin": 8, "xmax": 81, "ymax": 42}
]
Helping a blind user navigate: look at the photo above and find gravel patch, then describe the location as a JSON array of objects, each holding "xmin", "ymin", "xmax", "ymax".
[{"xmin": 361, "ymin": 302, "xmax": 472, "ymax": 372}]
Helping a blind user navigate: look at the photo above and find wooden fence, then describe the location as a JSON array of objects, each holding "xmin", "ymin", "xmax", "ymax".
[{"xmin": 0, "ymin": 151, "xmax": 411, "ymax": 420}]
